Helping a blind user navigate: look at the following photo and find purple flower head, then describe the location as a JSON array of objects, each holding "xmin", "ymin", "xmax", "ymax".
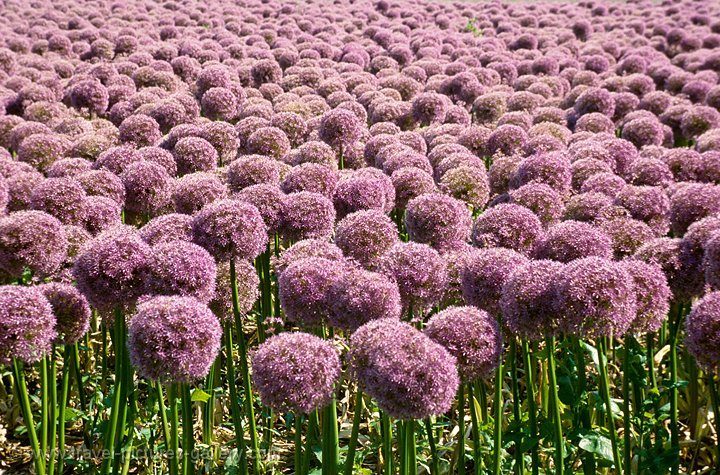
[
  {"xmin": 472, "ymin": 203, "xmax": 543, "ymax": 256},
  {"xmin": 328, "ymin": 267, "xmax": 402, "ymax": 331},
  {"xmin": 0, "ymin": 285, "xmax": 55, "ymax": 365},
  {"xmin": 580, "ymin": 172, "xmax": 627, "ymax": 198},
  {"xmin": 685, "ymin": 292, "xmax": 720, "ymax": 369},
  {"xmin": 335, "ymin": 210, "xmax": 399, "ymax": 269},
  {"xmin": 555, "ymin": 257, "xmax": 637, "ymax": 337},
  {"xmin": 192, "ymin": 199, "xmax": 267, "ymax": 262},
  {"xmin": 70, "ymin": 80, "xmax": 109, "ymax": 116},
  {"xmin": 200, "ymin": 121, "xmax": 239, "ymax": 164},
  {"xmin": 615, "ymin": 185, "xmax": 671, "ymax": 235},
  {"xmin": 425, "ymin": 306, "xmax": 501, "ymax": 381},
  {"xmin": 508, "ymin": 183, "xmax": 565, "ymax": 227},
  {"xmin": 670, "ymin": 183, "xmax": 720, "ymax": 235},
  {"xmin": 391, "ymin": 167, "xmax": 437, "ymax": 210},
  {"xmin": 201, "ymin": 87, "xmax": 237, "ymax": 122},
  {"xmin": 84, "ymin": 196, "xmax": 122, "ymax": 235},
  {"xmin": 140, "ymin": 214, "xmax": 194, "ymax": 246},
  {"xmin": 599, "ymin": 217, "xmax": 656, "ymax": 259},
  {"xmin": 30, "ymin": 177, "xmax": 88, "ymax": 225},
  {"xmin": 246, "ymin": 126, "xmax": 291, "ymax": 159},
  {"xmin": 319, "ymin": 108, "xmax": 362, "ymax": 150},
  {"xmin": 681, "ymin": 106, "xmax": 720, "ymax": 140},
  {"xmin": 94, "ymin": 146, "xmax": 141, "ymax": 176},
  {"xmin": 501, "ymin": 259, "xmax": 565, "ymax": 340},
  {"xmin": 173, "ymin": 137, "xmax": 218, "ymax": 176},
  {"xmin": 272, "ymin": 239, "xmax": 343, "ymax": 278},
  {"xmin": 533, "ymin": 221, "xmax": 613, "ymax": 263},
  {"xmin": 119, "ymin": 115, "xmax": 162, "ymax": 147},
  {"xmin": 146, "ymin": 240, "xmax": 217, "ymax": 304},
  {"xmin": 47, "ymin": 157, "xmax": 93, "ymax": 178},
  {"xmin": 252, "ymin": 332, "xmax": 340, "ymax": 414},
  {"xmin": 662, "ymin": 149, "xmax": 702, "ymax": 182},
  {"xmin": 128, "ymin": 296, "xmax": 221, "ymax": 383},
  {"xmin": 629, "ymin": 158, "xmax": 674, "ymax": 187},
  {"xmin": 349, "ymin": 319, "xmax": 458, "ymax": 420},
  {"xmin": 333, "ymin": 174, "xmax": 387, "ymax": 219},
  {"xmin": 234, "ymin": 184, "xmax": 286, "ymax": 235},
  {"xmin": 17, "ymin": 134, "xmax": 69, "ymax": 172},
  {"xmin": 279, "ymin": 257, "xmax": 346, "ymax": 326},
  {"xmin": 7, "ymin": 170, "xmax": 43, "ymax": 211},
  {"xmin": 574, "ymin": 87, "xmax": 615, "ymax": 118},
  {"xmin": 619, "ymin": 259, "xmax": 671, "ymax": 334},
  {"xmin": 378, "ymin": 242, "xmax": 449, "ymax": 313},
  {"xmin": 137, "ymin": 147, "xmax": 177, "ymax": 177},
  {"xmin": 281, "ymin": 163, "xmax": 338, "ymax": 198},
  {"xmin": 405, "ymin": 194, "xmax": 472, "ymax": 252},
  {"xmin": 461, "ymin": 247, "xmax": 529, "ymax": 316},
  {"xmin": 281, "ymin": 192, "xmax": 336, "ymax": 241},
  {"xmin": 73, "ymin": 225, "xmax": 153, "ymax": 311},
  {"xmin": 39, "ymin": 283, "xmax": 91, "ymax": 345},
  {"xmin": 210, "ymin": 260, "xmax": 259, "ymax": 322},
  {"xmin": 563, "ymin": 192, "xmax": 613, "ymax": 223},
  {"xmin": 621, "ymin": 117, "xmax": 664, "ymax": 148},
  {"xmin": 412, "ymin": 92, "xmax": 447, "ymax": 125},
  {"xmin": 227, "ymin": 155, "xmax": 282, "ymax": 192},
  {"xmin": 120, "ymin": 161, "xmax": 173, "ymax": 216},
  {"xmin": 487, "ymin": 125, "xmax": 528, "ymax": 156},
  {"xmin": 0, "ymin": 211, "xmax": 68, "ymax": 277},
  {"xmin": 510, "ymin": 152, "xmax": 572, "ymax": 195},
  {"xmin": 439, "ymin": 166, "xmax": 490, "ymax": 210}
]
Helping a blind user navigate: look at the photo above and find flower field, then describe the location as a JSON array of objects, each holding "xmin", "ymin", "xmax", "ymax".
[{"xmin": 2, "ymin": 0, "xmax": 720, "ymax": 473}]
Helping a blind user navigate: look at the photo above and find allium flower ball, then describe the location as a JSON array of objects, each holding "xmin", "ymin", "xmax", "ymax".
[
  {"xmin": 472, "ymin": 204, "xmax": 543, "ymax": 256},
  {"xmin": 508, "ymin": 183, "xmax": 565, "ymax": 227},
  {"xmin": 328, "ymin": 267, "xmax": 402, "ymax": 331},
  {"xmin": 70, "ymin": 80, "xmax": 109, "ymax": 115},
  {"xmin": 146, "ymin": 240, "xmax": 217, "ymax": 304},
  {"xmin": 17, "ymin": 133, "xmax": 68, "ymax": 172},
  {"xmin": 335, "ymin": 210, "xmax": 398, "ymax": 268},
  {"xmin": 278, "ymin": 257, "xmax": 345, "ymax": 326},
  {"xmin": 487, "ymin": 124, "xmax": 528, "ymax": 156},
  {"xmin": 412, "ymin": 92, "xmax": 447, "ymax": 125},
  {"xmin": 391, "ymin": 167, "xmax": 437, "ymax": 210},
  {"xmin": 201, "ymin": 87, "xmax": 237, "ymax": 122},
  {"xmin": 47, "ymin": 157, "xmax": 93, "ymax": 178},
  {"xmin": 500, "ymin": 260, "xmax": 565, "ymax": 340},
  {"xmin": 281, "ymin": 192, "xmax": 336, "ymax": 241},
  {"xmin": 140, "ymin": 213, "xmax": 194, "ymax": 246},
  {"xmin": 621, "ymin": 117, "xmax": 664, "ymax": 148},
  {"xmin": 227, "ymin": 155, "xmax": 282, "ymax": 191},
  {"xmin": 378, "ymin": 242, "xmax": 448, "ymax": 312},
  {"xmin": 84, "ymin": 196, "xmax": 122, "ymax": 235},
  {"xmin": 39, "ymin": 283, "xmax": 91, "ymax": 345},
  {"xmin": 251, "ymin": 332, "xmax": 341, "ymax": 414},
  {"xmin": 510, "ymin": 152, "xmax": 572, "ymax": 195},
  {"xmin": 461, "ymin": 247, "xmax": 529, "ymax": 315},
  {"xmin": 685, "ymin": 292, "xmax": 720, "ymax": 369},
  {"xmin": 439, "ymin": 166, "xmax": 490, "ymax": 209},
  {"xmin": 669, "ymin": 183, "xmax": 720, "ymax": 235},
  {"xmin": 614, "ymin": 185, "xmax": 670, "ymax": 235},
  {"xmin": 599, "ymin": 217, "xmax": 655, "ymax": 258},
  {"xmin": 281, "ymin": 163, "xmax": 338, "ymax": 198},
  {"xmin": 192, "ymin": 199, "xmax": 267, "ymax": 261},
  {"xmin": 172, "ymin": 172, "xmax": 227, "ymax": 215},
  {"xmin": 704, "ymin": 233, "xmax": 720, "ymax": 291},
  {"xmin": 128, "ymin": 296, "xmax": 221, "ymax": 383},
  {"xmin": 246, "ymin": 127, "xmax": 291, "ymax": 159},
  {"xmin": 318, "ymin": 108, "xmax": 362, "ymax": 150},
  {"xmin": 0, "ymin": 211, "xmax": 68, "ymax": 277},
  {"xmin": 210, "ymin": 260, "xmax": 259, "ymax": 321},
  {"xmin": 173, "ymin": 137, "xmax": 219, "ymax": 176},
  {"xmin": 120, "ymin": 161, "xmax": 173, "ymax": 216},
  {"xmin": 118, "ymin": 115, "xmax": 162, "ymax": 147},
  {"xmin": 619, "ymin": 259, "xmax": 671, "ymax": 334},
  {"xmin": 333, "ymin": 175, "xmax": 387, "ymax": 219},
  {"xmin": 0, "ymin": 285, "xmax": 55, "ymax": 365},
  {"xmin": 533, "ymin": 220, "xmax": 613, "ymax": 263},
  {"xmin": 30, "ymin": 177, "xmax": 88, "ymax": 225},
  {"xmin": 405, "ymin": 194, "xmax": 472, "ymax": 252},
  {"xmin": 94, "ymin": 146, "xmax": 141, "ymax": 176},
  {"xmin": 349, "ymin": 319, "xmax": 459, "ymax": 420},
  {"xmin": 425, "ymin": 306, "xmax": 501, "ymax": 381},
  {"xmin": 234, "ymin": 184, "xmax": 286, "ymax": 235},
  {"xmin": 555, "ymin": 257, "xmax": 637, "ymax": 337}
]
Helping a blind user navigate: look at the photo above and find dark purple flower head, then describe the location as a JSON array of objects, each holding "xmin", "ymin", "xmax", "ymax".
[
  {"xmin": 703, "ymin": 233, "xmax": 720, "ymax": 291},
  {"xmin": 677, "ymin": 215, "xmax": 720, "ymax": 297},
  {"xmin": 619, "ymin": 259, "xmax": 671, "ymax": 334},
  {"xmin": 94, "ymin": 146, "xmax": 141, "ymax": 175},
  {"xmin": 140, "ymin": 214, "xmax": 194, "ymax": 246},
  {"xmin": 378, "ymin": 242, "xmax": 448, "ymax": 313},
  {"xmin": 173, "ymin": 137, "xmax": 218, "ymax": 176},
  {"xmin": 119, "ymin": 115, "xmax": 162, "ymax": 147},
  {"xmin": 70, "ymin": 80, "xmax": 109, "ymax": 116},
  {"xmin": 391, "ymin": 167, "xmax": 437, "ymax": 210},
  {"xmin": 670, "ymin": 183, "xmax": 720, "ymax": 235},
  {"xmin": 472, "ymin": 204, "xmax": 543, "ymax": 256},
  {"xmin": 137, "ymin": 147, "xmax": 177, "ymax": 177},
  {"xmin": 634, "ymin": 237, "xmax": 695, "ymax": 302},
  {"xmin": 201, "ymin": 87, "xmax": 237, "ymax": 122},
  {"xmin": 146, "ymin": 240, "xmax": 217, "ymax": 304},
  {"xmin": 128, "ymin": 295, "xmax": 221, "ymax": 383},
  {"xmin": 487, "ymin": 125, "xmax": 528, "ymax": 156},
  {"xmin": 16, "ymin": 133, "xmax": 69, "ymax": 172},
  {"xmin": 621, "ymin": 117, "xmax": 664, "ymax": 148},
  {"xmin": 120, "ymin": 161, "xmax": 173, "ymax": 216},
  {"xmin": 461, "ymin": 247, "xmax": 529, "ymax": 315},
  {"xmin": 333, "ymin": 174, "xmax": 387, "ymax": 219},
  {"xmin": 234, "ymin": 184, "xmax": 286, "ymax": 235},
  {"xmin": 192, "ymin": 199, "xmax": 267, "ymax": 261},
  {"xmin": 681, "ymin": 106, "xmax": 720, "ymax": 139},
  {"xmin": 0, "ymin": 285, "xmax": 55, "ymax": 365},
  {"xmin": 685, "ymin": 292, "xmax": 720, "ymax": 369},
  {"xmin": 30, "ymin": 177, "xmax": 88, "ymax": 225},
  {"xmin": 281, "ymin": 192, "xmax": 336, "ymax": 241},
  {"xmin": 508, "ymin": 183, "xmax": 565, "ymax": 227},
  {"xmin": 328, "ymin": 267, "xmax": 402, "ymax": 331},
  {"xmin": 555, "ymin": 257, "xmax": 637, "ymax": 337},
  {"xmin": 84, "ymin": 196, "xmax": 122, "ymax": 235},
  {"xmin": 501, "ymin": 259, "xmax": 565, "ymax": 340},
  {"xmin": 39, "ymin": 283, "xmax": 91, "ymax": 345},
  {"xmin": 281, "ymin": 163, "xmax": 338, "ymax": 198},
  {"xmin": 335, "ymin": 210, "xmax": 398, "ymax": 269},
  {"xmin": 439, "ymin": 166, "xmax": 490, "ymax": 209},
  {"xmin": 73, "ymin": 225, "xmax": 153, "ymax": 311},
  {"xmin": 0, "ymin": 210, "xmax": 68, "ymax": 277},
  {"xmin": 349, "ymin": 318, "xmax": 458, "ymax": 420},
  {"xmin": 563, "ymin": 192, "xmax": 613, "ymax": 223},
  {"xmin": 279, "ymin": 257, "xmax": 346, "ymax": 326},
  {"xmin": 534, "ymin": 221, "xmax": 613, "ymax": 263},
  {"xmin": 405, "ymin": 193, "xmax": 472, "ymax": 252},
  {"xmin": 319, "ymin": 108, "xmax": 362, "ymax": 150},
  {"xmin": 662, "ymin": 149, "xmax": 702, "ymax": 182},
  {"xmin": 599, "ymin": 217, "xmax": 656, "ymax": 259},
  {"xmin": 251, "ymin": 332, "xmax": 340, "ymax": 414},
  {"xmin": 425, "ymin": 306, "xmax": 501, "ymax": 381}
]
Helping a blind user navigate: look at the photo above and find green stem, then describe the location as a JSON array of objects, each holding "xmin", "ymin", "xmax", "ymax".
[
  {"xmin": 157, "ymin": 383, "xmax": 171, "ymax": 451},
  {"xmin": 646, "ymin": 333, "xmax": 657, "ymax": 390},
  {"xmin": 57, "ymin": 346, "xmax": 71, "ymax": 475},
  {"xmin": 202, "ymin": 361, "xmax": 216, "ymax": 445},
  {"xmin": 492, "ymin": 358, "xmax": 504, "ymax": 475},
  {"xmin": 425, "ymin": 417, "xmax": 439, "ymax": 475},
  {"xmin": 406, "ymin": 420, "xmax": 416, "ymax": 475},
  {"xmin": 303, "ymin": 410, "xmax": 318, "ymax": 473},
  {"xmin": 669, "ymin": 304, "xmax": 684, "ymax": 475},
  {"xmin": 295, "ymin": 414, "xmax": 304, "ymax": 475},
  {"xmin": 458, "ymin": 384, "xmax": 466, "ymax": 475},
  {"xmin": 40, "ymin": 356, "xmax": 49, "ymax": 458},
  {"xmin": 72, "ymin": 342, "xmax": 87, "ymax": 411},
  {"xmin": 12, "ymin": 360, "xmax": 46, "ymax": 475},
  {"xmin": 708, "ymin": 373, "xmax": 720, "ymax": 473},
  {"xmin": 101, "ymin": 311, "xmax": 125, "ymax": 475},
  {"xmin": 468, "ymin": 383, "xmax": 481, "ymax": 475},
  {"xmin": 168, "ymin": 384, "xmax": 180, "ymax": 475},
  {"xmin": 399, "ymin": 420, "xmax": 406, "ymax": 475},
  {"xmin": 510, "ymin": 340, "xmax": 523, "ymax": 475},
  {"xmin": 597, "ymin": 338, "xmax": 622, "ymax": 473},
  {"xmin": 546, "ymin": 337, "xmax": 564, "ymax": 475},
  {"xmin": 344, "ymin": 388, "xmax": 364, "ymax": 475},
  {"xmin": 322, "ymin": 398, "xmax": 339, "ymax": 475},
  {"xmin": 47, "ymin": 350, "xmax": 58, "ymax": 475},
  {"xmin": 181, "ymin": 384, "xmax": 194, "ymax": 475},
  {"xmin": 381, "ymin": 412, "xmax": 393, "ymax": 475},
  {"xmin": 223, "ymin": 323, "xmax": 248, "ymax": 474},
  {"xmin": 574, "ymin": 339, "xmax": 594, "ymax": 475},
  {"xmin": 623, "ymin": 340, "xmax": 632, "ymax": 474},
  {"xmin": 230, "ymin": 259, "xmax": 262, "ymax": 474},
  {"xmin": 521, "ymin": 341, "xmax": 539, "ymax": 475}
]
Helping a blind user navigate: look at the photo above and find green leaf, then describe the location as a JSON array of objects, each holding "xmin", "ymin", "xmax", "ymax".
[
  {"xmin": 224, "ymin": 449, "xmax": 240, "ymax": 475},
  {"xmin": 63, "ymin": 407, "xmax": 83, "ymax": 422},
  {"xmin": 579, "ymin": 340, "xmax": 599, "ymax": 367},
  {"xmin": 579, "ymin": 433, "xmax": 614, "ymax": 463},
  {"xmin": 191, "ymin": 388, "xmax": 211, "ymax": 403}
]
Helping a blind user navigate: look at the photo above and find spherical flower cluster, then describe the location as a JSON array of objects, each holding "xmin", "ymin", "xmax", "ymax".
[
  {"xmin": 0, "ymin": 211, "xmax": 68, "ymax": 277},
  {"xmin": 281, "ymin": 192, "xmax": 336, "ymax": 241},
  {"xmin": 425, "ymin": 306, "xmax": 501, "ymax": 381},
  {"xmin": 472, "ymin": 204, "xmax": 543, "ymax": 256},
  {"xmin": 128, "ymin": 296, "xmax": 221, "ymax": 383},
  {"xmin": 210, "ymin": 260, "xmax": 259, "ymax": 321},
  {"xmin": 0, "ymin": 285, "xmax": 56, "ymax": 365},
  {"xmin": 192, "ymin": 199, "xmax": 267, "ymax": 261},
  {"xmin": 461, "ymin": 247, "xmax": 529, "ymax": 315},
  {"xmin": 251, "ymin": 332, "xmax": 341, "ymax": 414},
  {"xmin": 146, "ymin": 240, "xmax": 217, "ymax": 304},
  {"xmin": 120, "ymin": 161, "xmax": 173, "ymax": 216},
  {"xmin": 335, "ymin": 210, "xmax": 398, "ymax": 268},
  {"xmin": 272, "ymin": 239, "xmax": 344, "ymax": 276},
  {"xmin": 619, "ymin": 259, "xmax": 671, "ymax": 334},
  {"xmin": 685, "ymin": 292, "xmax": 720, "ymax": 369},
  {"xmin": 139, "ymin": 214, "xmax": 194, "ymax": 245},
  {"xmin": 30, "ymin": 177, "xmax": 88, "ymax": 225},
  {"xmin": 172, "ymin": 172, "xmax": 227, "ymax": 215},
  {"xmin": 318, "ymin": 108, "xmax": 362, "ymax": 150},
  {"xmin": 534, "ymin": 220, "xmax": 613, "ymax": 263},
  {"xmin": 278, "ymin": 257, "xmax": 345, "ymax": 326},
  {"xmin": 349, "ymin": 319, "xmax": 459, "ymax": 420},
  {"xmin": 405, "ymin": 194, "xmax": 472, "ymax": 252},
  {"xmin": 173, "ymin": 137, "xmax": 218, "ymax": 176},
  {"xmin": 39, "ymin": 283, "xmax": 91, "ymax": 345},
  {"xmin": 328, "ymin": 267, "xmax": 402, "ymax": 331}
]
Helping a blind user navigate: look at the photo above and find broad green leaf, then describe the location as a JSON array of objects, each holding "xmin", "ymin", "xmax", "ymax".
[
  {"xmin": 579, "ymin": 433, "xmax": 614, "ymax": 463},
  {"xmin": 191, "ymin": 388, "xmax": 211, "ymax": 403}
]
